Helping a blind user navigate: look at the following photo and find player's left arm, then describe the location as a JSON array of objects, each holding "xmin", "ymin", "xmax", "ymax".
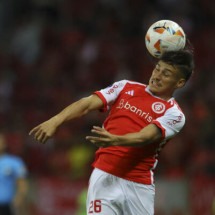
[
  {"xmin": 13, "ymin": 177, "xmax": 28, "ymax": 208},
  {"xmin": 13, "ymin": 160, "xmax": 28, "ymax": 211},
  {"xmin": 86, "ymin": 124, "xmax": 163, "ymax": 147}
]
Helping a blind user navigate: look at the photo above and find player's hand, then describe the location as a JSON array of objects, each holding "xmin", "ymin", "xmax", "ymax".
[
  {"xmin": 29, "ymin": 117, "xmax": 59, "ymax": 144},
  {"xmin": 86, "ymin": 126, "xmax": 118, "ymax": 147}
]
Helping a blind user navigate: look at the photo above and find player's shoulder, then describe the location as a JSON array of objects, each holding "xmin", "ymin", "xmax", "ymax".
[
  {"xmin": 116, "ymin": 79, "xmax": 146, "ymax": 89},
  {"xmin": 165, "ymin": 98, "xmax": 185, "ymax": 120},
  {"xmin": 168, "ymin": 98, "xmax": 184, "ymax": 112},
  {"xmin": 124, "ymin": 80, "xmax": 146, "ymax": 87},
  {"xmin": 4, "ymin": 154, "xmax": 24, "ymax": 165}
]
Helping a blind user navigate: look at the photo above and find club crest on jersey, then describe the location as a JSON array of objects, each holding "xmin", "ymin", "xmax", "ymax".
[{"xmin": 152, "ymin": 102, "xmax": 166, "ymax": 114}]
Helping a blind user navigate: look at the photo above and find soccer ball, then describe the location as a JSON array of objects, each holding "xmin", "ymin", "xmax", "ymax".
[{"xmin": 145, "ymin": 20, "xmax": 186, "ymax": 58}]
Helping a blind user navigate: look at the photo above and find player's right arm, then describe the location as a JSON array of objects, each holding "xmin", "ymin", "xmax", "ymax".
[{"xmin": 29, "ymin": 95, "xmax": 103, "ymax": 144}]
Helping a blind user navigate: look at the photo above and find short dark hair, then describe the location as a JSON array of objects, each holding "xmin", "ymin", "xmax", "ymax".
[{"xmin": 160, "ymin": 50, "xmax": 194, "ymax": 81}]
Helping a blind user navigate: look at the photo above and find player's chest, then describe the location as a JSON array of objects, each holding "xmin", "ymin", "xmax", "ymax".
[{"xmin": 112, "ymin": 90, "xmax": 168, "ymax": 121}]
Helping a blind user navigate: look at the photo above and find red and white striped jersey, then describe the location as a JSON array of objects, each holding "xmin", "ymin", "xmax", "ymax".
[{"xmin": 92, "ymin": 80, "xmax": 185, "ymax": 185}]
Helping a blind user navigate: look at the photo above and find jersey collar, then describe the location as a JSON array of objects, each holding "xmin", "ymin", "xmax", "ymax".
[{"xmin": 145, "ymin": 85, "xmax": 175, "ymax": 103}]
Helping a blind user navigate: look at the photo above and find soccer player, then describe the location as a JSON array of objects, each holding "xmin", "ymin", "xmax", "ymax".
[
  {"xmin": 0, "ymin": 134, "xmax": 28, "ymax": 215},
  {"xmin": 29, "ymin": 50, "xmax": 194, "ymax": 215}
]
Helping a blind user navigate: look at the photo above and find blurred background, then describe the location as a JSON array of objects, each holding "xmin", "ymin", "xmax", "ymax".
[{"xmin": 0, "ymin": 0, "xmax": 214, "ymax": 214}]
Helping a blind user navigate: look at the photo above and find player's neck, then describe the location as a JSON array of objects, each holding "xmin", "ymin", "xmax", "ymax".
[
  {"xmin": 156, "ymin": 94, "xmax": 173, "ymax": 101},
  {"xmin": 146, "ymin": 86, "xmax": 173, "ymax": 101}
]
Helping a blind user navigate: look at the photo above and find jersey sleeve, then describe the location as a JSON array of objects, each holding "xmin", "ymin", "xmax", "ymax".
[
  {"xmin": 13, "ymin": 158, "xmax": 27, "ymax": 178},
  {"xmin": 152, "ymin": 105, "xmax": 186, "ymax": 140},
  {"xmin": 94, "ymin": 80, "xmax": 128, "ymax": 112}
]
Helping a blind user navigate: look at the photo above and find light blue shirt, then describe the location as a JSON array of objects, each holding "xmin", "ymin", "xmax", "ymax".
[{"xmin": 0, "ymin": 154, "xmax": 27, "ymax": 204}]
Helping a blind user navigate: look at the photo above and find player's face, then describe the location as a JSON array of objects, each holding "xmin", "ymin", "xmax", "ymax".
[{"xmin": 148, "ymin": 61, "xmax": 185, "ymax": 100}]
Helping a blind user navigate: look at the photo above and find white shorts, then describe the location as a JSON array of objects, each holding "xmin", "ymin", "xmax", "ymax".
[{"xmin": 87, "ymin": 168, "xmax": 155, "ymax": 215}]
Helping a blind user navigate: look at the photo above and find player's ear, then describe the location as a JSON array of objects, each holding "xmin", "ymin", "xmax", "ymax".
[{"xmin": 176, "ymin": 78, "xmax": 186, "ymax": 89}]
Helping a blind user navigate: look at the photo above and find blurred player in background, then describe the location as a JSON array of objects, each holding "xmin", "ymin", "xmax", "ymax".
[
  {"xmin": 29, "ymin": 50, "xmax": 194, "ymax": 215},
  {"xmin": 0, "ymin": 134, "xmax": 28, "ymax": 215}
]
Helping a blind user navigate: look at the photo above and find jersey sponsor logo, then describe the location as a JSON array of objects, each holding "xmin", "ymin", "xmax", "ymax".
[
  {"xmin": 125, "ymin": 90, "xmax": 134, "ymax": 96},
  {"xmin": 116, "ymin": 99, "xmax": 153, "ymax": 122},
  {"xmin": 167, "ymin": 113, "xmax": 183, "ymax": 126},
  {"xmin": 152, "ymin": 102, "xmax": 166, "ymax": 114}
]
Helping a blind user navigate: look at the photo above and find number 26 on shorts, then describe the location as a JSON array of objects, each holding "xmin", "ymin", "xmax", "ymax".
[{"xmin": 88, "ymin": 200, "xmax": 102, "ymax": 213}]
